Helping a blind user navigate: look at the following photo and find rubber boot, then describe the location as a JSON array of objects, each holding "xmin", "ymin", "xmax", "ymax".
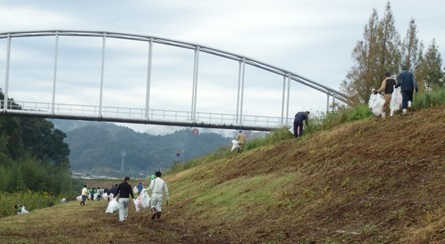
[
  {"xmin": 381, "ymin": 112, "xmax": 386, "ymax": 119},
  {"xmin": 157, "ymin": 212, "xmax": 161, "ymax": 220},
  {"xmin": 151, "ymin": 208, "xmax": 157, "ymax": 220}
]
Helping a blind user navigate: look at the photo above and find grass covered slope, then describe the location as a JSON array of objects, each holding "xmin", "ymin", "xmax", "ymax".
[
  {"xmin": 1, "ymin": 105, "xmax": 444, "ymax": 243},
  {"xmin": 167, "ymin": 105, "xmax": 445, "ymax": 243}
]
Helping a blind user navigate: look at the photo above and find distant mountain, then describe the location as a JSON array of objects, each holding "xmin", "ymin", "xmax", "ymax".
[
  {"xmin": 48, "ymin": 119, "xmax": 100, "ymax": 132},
  {"xmin": 49, "ymin": 119, "xmax": 232, "ymax": 177}
]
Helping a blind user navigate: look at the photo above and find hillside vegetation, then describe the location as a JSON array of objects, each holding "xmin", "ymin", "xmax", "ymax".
[
  {"xmin": 63, "ymin": 122, "xmax": 232, "ymax": 175},
  {"xmin": 1, "ymin": 105, "xmax": 445, "ymax": 243}
]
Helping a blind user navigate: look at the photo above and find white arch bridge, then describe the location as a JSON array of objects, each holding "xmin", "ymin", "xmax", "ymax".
[{"xmin": 0, "ymin": 30, "xmax": 349, "ymax": 131}]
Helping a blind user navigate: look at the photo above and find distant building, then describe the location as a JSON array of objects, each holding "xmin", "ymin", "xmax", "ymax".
[{"xmin": 72, "ymin": 172, "xmax": 82, "ymax": 179}]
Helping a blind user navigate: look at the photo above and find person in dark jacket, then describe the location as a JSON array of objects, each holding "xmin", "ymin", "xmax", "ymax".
[
  {"xmin": 396, "ymin": 66, "xmax": 418, "ymax": 114},
  {"xmin": 293, "ymin": 111, "xmax": 310, "ymax": 138},
  {"xmin": 112, "ymin": 184, "xmax": 118, "ymax": 195},
  {"xmin": 108, "ymin": 184, "xmax": 116, "ymax": 201},
  {"xmin": 115, "ymin": 176, "xmax": 135, "ymax": 222}
]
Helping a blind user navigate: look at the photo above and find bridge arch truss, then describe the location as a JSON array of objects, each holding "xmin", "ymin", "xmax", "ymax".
[{"xmin": 0, "ymin": 30, "xmax": 349, "ymax": 131}]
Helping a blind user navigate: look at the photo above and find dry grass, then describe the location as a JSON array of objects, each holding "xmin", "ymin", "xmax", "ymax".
[
  {"xmin": 0, "ymin": 198, "xmax": 218, "ymax": 244},
  {"xmin": 1, "ymin": 105, "xmax": 445, "ymax": 243}
]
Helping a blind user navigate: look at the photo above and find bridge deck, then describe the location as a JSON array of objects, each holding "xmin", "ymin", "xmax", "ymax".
[{"xmin": 1, "ymin": 101, "xmax": 290, "ymax": 131}]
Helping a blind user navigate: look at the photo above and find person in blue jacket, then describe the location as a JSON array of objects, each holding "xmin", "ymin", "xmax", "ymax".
[
  {"xmin": 396, "ymin": 66, "xmax": 418, "ymax": 113},
  {"xmin": 137, "ymin": 181, "xmax": 143, "ymax": 195},
  {"xmin": 293, "ymin": 111, "xmax": 310, "ymax": 138}
]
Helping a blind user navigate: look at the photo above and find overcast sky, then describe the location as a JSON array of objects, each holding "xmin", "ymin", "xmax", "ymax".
[{"xmin": 0, "ymin": 0, "xmax": 443, "ymax": 135}]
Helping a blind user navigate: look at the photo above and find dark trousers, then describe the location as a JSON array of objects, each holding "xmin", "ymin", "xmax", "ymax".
[
  {"xmin": 401, "ymin": 90, "xmax": 414, "ymax": 109},
  {"xmin": 81, "ymin": 195, "xmax": 87, "ymax": 205},
  {"xmin": 293, "ymin": 120, "xmax": 303, "ymax": 138}
]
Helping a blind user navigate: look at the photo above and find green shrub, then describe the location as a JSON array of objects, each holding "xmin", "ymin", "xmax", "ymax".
[
  {"xmin": 0, "ymin": 189, "xmax": 60, "ymax": 217},
  {"xmin": 415, "ymin": 87, "xmax": 445, "ymax": 109}
]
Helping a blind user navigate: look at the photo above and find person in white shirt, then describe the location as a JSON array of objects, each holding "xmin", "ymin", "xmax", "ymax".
[
  {"xmin": 146, "ymin": 171, "xmax": 169, "ymax": 220},
  {"xmin": 80, "ymin": 185, "xmax": 88, "ymax": 206}
]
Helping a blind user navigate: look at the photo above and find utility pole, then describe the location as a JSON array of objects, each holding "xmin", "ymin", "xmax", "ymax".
[{"xmin": 121, "ymin": 149, "xmax": 126, "ymax": 174}]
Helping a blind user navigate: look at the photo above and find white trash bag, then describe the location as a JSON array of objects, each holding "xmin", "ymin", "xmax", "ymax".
[
  {"xmin": 141, "ymin": 191, "xmax": 151, "ymax": 209},
  {"xmin": 133, "ymin": 195, "xmax": 142, "ymax": 212},
  {"xmin": 390, "ymin": 87, "xmax": 402, "ymax": 115},
  {"xmin": 368, "ymin": 93, "xmax": 385, "ymax": 116},
  {"xmin": 76, "ymin": 195, "xmax": 82, "ymax": 201},
  {"xmin": 16, "ymin": 205, "xmax": 29, "ymax": 215},
  {"xmin": 20, "ymin": 207, "xmax": 29, "ymax": 214},
  {"xmin": 105, "ymin": 198, "xmax": 119, "ymax": 214},
  {"xmin": 133, "ymin": 186, "xmax": 138, "ymax": 195},
  {"xmin": 134, "ymin": 191, "xmax": 150, "ymax": 212},
  {"xmin": 231, "ymin": 140, "xmax": 240, "ymax": 152}
]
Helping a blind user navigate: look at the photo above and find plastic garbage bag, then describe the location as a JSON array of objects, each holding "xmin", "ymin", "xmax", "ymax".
[
  {"xmin": 133, "ymin": 197, "xmax": 141, "ymax": 212},
  {"xmin": 288, "ymin": 124, "xmax": 300, "ymax": 137},
  {"xmin": 20, "ymin": 206, "xmax": 29, "ymax": 214},
  {"xmin": 231, "ymin": 140, "xmax": 240, "ymax": 152},
  {"xmin": 133, "ymin": 198, "xmax": 140, "ymax": 212},
  {"xmin": 288, "ymin": 125, "xmax": 293, "ymax": 135},
  {"xmin": 141, "ymin": 191, "xmax": 150, "ymax": 209},
  {"xmin": 368, "ymin": 93, "xmax": 385, "ymax": 116},
  {"xmin": 17, "ymin": 205, "xmax": 29, "ymax": 215},
  {"xmin": 105, "ymin": 198, "xmax": 119, "ymax": 213},
  {"xmin": 133, "ymin": 191, "xmax": 151, "ymax": 211},
  {"xmin": 133, "ymin": 186, "xmax": 138, "ymax": 194},
  {"xmin": 102, "ymin": 193, "xmax": 108, "ymax": 201},
  {"xmin": 76, "ymin": 195, "xmax": 82, "ymax": 201},
  {"xmin": 390, "ymin": 87, "xmax": 402, "ymax": 114}
]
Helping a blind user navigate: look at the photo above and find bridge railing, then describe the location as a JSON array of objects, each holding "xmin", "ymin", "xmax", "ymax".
[{"xmin": 1, "ymin": 100, "xmax": 292, "ymax": 130}]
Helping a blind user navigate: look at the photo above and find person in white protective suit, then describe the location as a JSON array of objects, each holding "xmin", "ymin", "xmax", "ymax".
[{"xmin": 144, "ymin": 171, "xmax": 169, "ymax": 220}]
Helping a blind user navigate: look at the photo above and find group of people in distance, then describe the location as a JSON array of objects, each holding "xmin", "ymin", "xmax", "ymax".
[
  {"xmin": 80, "ymin": 171, "xmax": 169, "ymax": 223},
  {"xmin": 373, "ymin": 66, "xmax": 418, "ymax": 118},
  {"xmin": 79, "ymin": 186, "xmax": 107, "ymax": 205},
  {"xmin": 292, "ymin": 66, "xmax": 418, "ymax": 138}
]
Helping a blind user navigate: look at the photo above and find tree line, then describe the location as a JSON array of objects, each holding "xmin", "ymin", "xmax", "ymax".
[
  {"xmin": 0, "ymin": 90, "xmax": 76, "ymax": 195},
  {"xmin": 340, "ymin": 1, "xmax": 444, "ymax": 105}
]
